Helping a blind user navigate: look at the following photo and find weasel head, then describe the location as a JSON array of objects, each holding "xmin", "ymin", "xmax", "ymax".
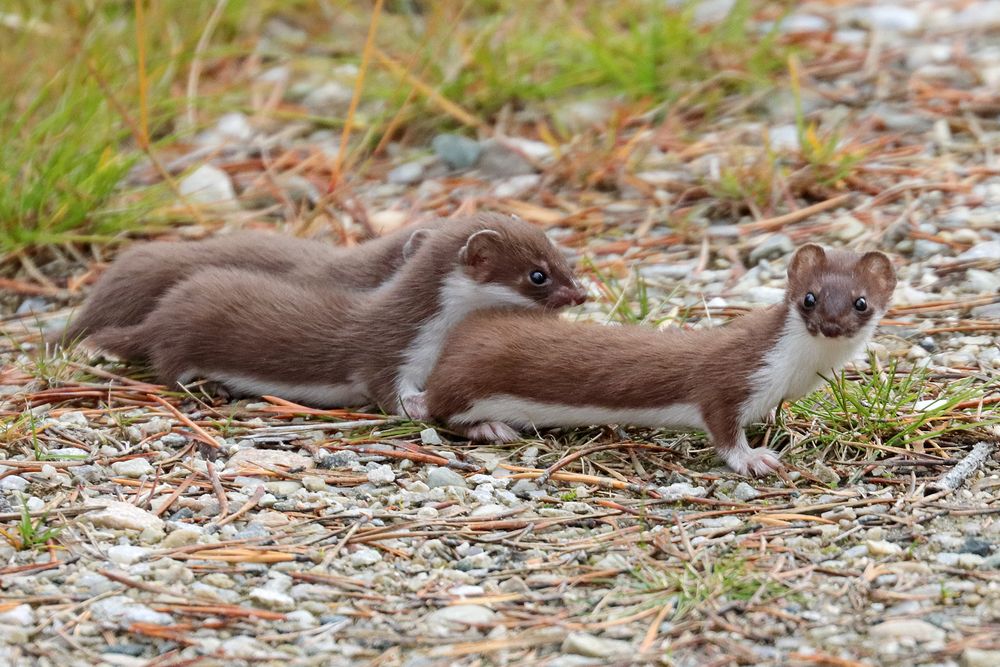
[
  {"xmin": 786, "ymin": 244, "xmax": 896, "ymax": 340},
  {"xmin": 457, "ymin": 217, "xmax": 586, "ymax": 310}
]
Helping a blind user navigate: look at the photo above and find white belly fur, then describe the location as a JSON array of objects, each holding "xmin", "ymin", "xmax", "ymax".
[
  {"xmin": 453, "ymin": 394, "xmax": 706, "ymax": 431},
  {"xmin": 180, "ymin": 370, "xmax": 369, "ymax": 407}
]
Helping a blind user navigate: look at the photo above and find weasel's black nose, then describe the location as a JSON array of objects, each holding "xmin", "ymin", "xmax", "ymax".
[
  {"xmin": 819, "ymin": 323, "xmax": 845, "ymax": 338},
  {"xmin": 549, "ymin": 284, "xmax": 588, "ymax": 308}
]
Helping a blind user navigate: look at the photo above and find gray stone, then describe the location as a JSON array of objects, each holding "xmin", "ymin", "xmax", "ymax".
[
  {"xmin": 960, "ymin": 538, "xmax": 993, "ymax": 557},
  {"xmin": 767, "ymin": 125, "xmax": 799, "ymax": 152},
  {"xmin": 427, "ymin": 467, "xmax": 468, "ymax": 489},
  {"xmin": 0, "ymin": 476, "xmax": 29, "ymax": 492},
  {"xmin": 553, "ymin": 98, "xmax": 615, "ymax": 132},
  {"xmin": 162, "ymin": 526, "xmax": 203, "ymax": 548},
  {"xmin": 657, "ymin": 482, "xmax": 707, "ymax": 501},
  {"xmin": 179, "ymin": 165, "xmax": 237, "ymax": 208},
  {"xmin": 159, "ymin": 433, "xmax": 188, "ymax": 447},
  {"xmin": 198, "ymin": 112, "xmax": 253, "ymax": 146},
  {"xmin": 0, "ymin": 624, "xmax": 30, "ymax": 644},
  {"xmin": 965, "ymin": 269, "xmax": 1000, "ymax": 293},
  {"xmin": 302, "ymin": 81, "xmax": 353, "ymax": 113},
  {"xmin": 835, "ymin": 215, "xmax": 867, "ymax": 241},
  {"xmin": 750, "ymin": 234, "xmax": 795, "ymax": 265},
  {"xmin": 264, "ymin": 480, "xmax": 302, "ymax": 496},
  {"xmin": 493, "ymin": 174, "xmax": 541, "ymax": 199},
  {"xmin": 958, "ymin": 241, "xmax": 1000, "ymax": 261},
  {"xmin": 456, "ymin": 552, "xmax": 494, "ymax": 571},
  {"xmin": 962, "ymin": 649, "xmax": 1000, "ymax": 667},
  {"xmin": 843, "ymin": 545, "xmax": 869, "ymax": 560},
  {"xmin": 366, "ymin": 464, "xmax": 395, "ymax": 485},
  {"xmin": 91, "ymin": 596, "xmax": 173, "ymax": 627},
  {"xmin": 220, "ymin": 634, "xmax": 271, "ymax": 659},
  {"xmin": 0, "ymin": 605, "xmax": 34, "ymax": 627},
  {"xmin": 58, "ymin": 411, "xmax": 89, "ymax": 427},
  {"xmin": 350, "ymin": 548, "xmax": 382, "ymax": 567},
  {"xmin": 851, "ymin": 5, "xmax": 922, "ymax": 33},
  {"xmin": 733, "ymin": 482, "xmax": 760, "ymax": 501},
  {"xmin": 425, "ymin": 604, "xmax": 496, "ymax": 627},
  {"xmin": 15, "ymin": 297, "xmax": 51, "ymax": 315},
  {"xmin": 867, "ymin": 540, "xmax": 903, "ymax": 556},
  {"xmin": 511, "ymin": 479, "xmax": 540, "ymax": 498},
  {"xmin": 227, "ymin": 448, "xmax": 313, "ymax": 472},
  {"xmin": 971, "ymin": 302, "xmax": 1000, "ymax": 319},
  {"xmin": 388, "ymin": 162, "xmax": 424, "ymax": 185},
  {"xmin": 477, "ymin": 139, "xmax": 536, "ymax": 177},
  {"xmin": 913, "ymin": 239, "xmax": 949, "ymax": 259},
  {"xmin": 301, "ymin": 475, "xmax": 326, "ymax": 492},
  {"xmin": 107, "ymin": 545, "xmax": 148, "ymax": 565},
  {"xmin": 693, "ymin": 0, "xmax": 736, "ymax": 26},
  {"xmin": 420, "ymin": 428, "xmax": 443, "ymax": 446},
  {"xmin": 432, "ymin": 134, "xmax": 482, "ymax": 170},
  {"xmin": 813, "ymin": 461, "xmax": 842, "ymax": 486},
  {"xmin": 561, "ymin": 631, "xmax": 632, "ymax": 659},
  {"xmin": 248, "ymin": 587, "xmax": 295, "ymax": 611},
  {"xmin": 111, "ymin": 458, "xmax": 154, "ymax": 479},
  {"xmin": 88, "ymin": 501, "xmax": 165, "ymax": 533},
  {"xmin": 774, "ymin": 13, "xmax": 828, "ymax": 34},
  {"xmin": 869, "ymin": 619, "xmax": 945, "ymax": 642}
]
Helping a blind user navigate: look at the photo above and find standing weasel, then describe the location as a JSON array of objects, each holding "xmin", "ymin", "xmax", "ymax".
[
  {"xmin": 424, "ymin": 244, "xmax": 896, "ymax": 476},
  {"xmin": 63, "ymin": 218, "xmax": 450, "ymax": 342},
  {"xmin": 88, "ymin": 215, "xmax": 586, "ymax": 418}
]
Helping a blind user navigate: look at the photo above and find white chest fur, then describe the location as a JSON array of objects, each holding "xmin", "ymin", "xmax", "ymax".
[
  {"xmin": 395, "ymin": 270, "xmax": 534, "ymax": 405},
  {"xmin": 739, "ymin": 309, "xmax": 875, "ymax": 424}
]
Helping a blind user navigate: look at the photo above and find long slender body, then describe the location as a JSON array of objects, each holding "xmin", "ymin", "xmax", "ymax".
[
  {"xmin": 64, "ymin": 220, "xmax": 446, "ymax": 341},
  {"xmin": 89, "ymin": 215, "xmax": 586, "ymax": 417},
  {"xmin": 425, "ymin": 245, "xmax": 897, "ymax": 476}
]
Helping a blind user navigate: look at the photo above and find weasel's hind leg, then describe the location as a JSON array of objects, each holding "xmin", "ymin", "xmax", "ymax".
[{"xmin": 456, "ymin": 421, "xmax": 521, "ymax": 443}]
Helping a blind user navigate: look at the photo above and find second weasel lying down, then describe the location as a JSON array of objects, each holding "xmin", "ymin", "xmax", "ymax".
[
  {"xmin": 89, "ymin": 215, "xmax": 585, "ymax": 418},
  {"xmin": 64, "ymin": 219, "xmax": 449, "ymax": 341},
  {"xmin": 424, "ymin": 244, "xmax": 896, "ymax": 476}
]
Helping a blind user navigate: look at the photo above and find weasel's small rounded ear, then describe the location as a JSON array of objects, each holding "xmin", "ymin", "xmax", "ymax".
[
  {"xmin": 402, "ymin": 229, "xmax": 432, "ymax": 260},
  {"xmin": 788, "ymin": 243, "xmax": 826, "ymax": 277},
  {"xmin": 858, "ymin": 251, "xmax": 897, "ymax": 294},
  {"xmin": 458, "ymin": 229, "xmax": 503, "ymax": 266}
]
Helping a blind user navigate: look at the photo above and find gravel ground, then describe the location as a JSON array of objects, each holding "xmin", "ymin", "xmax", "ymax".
[{"xmin": 1, "ymin": 1, "xmax": 999, "ymax": 665}]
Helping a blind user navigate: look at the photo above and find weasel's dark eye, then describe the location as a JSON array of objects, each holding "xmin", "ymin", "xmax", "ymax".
[
  {"xmin": 529, "ymin": 270, "xmax": 548, "ymax": 285},
  {"xmin": 854, "ymin": 297, "xmax": 867, "ymax": 312},
  {"xmin": 803, "ymin": 292, "xmax": 816, "ymax": 309}
]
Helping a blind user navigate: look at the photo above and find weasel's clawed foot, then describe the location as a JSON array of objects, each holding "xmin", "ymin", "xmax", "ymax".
[
  {"xmin": 460, "ymin": 421, "xmax": 521, "ymax": 443},
  {"xmin": 400, "ymin": 393, "xmax": 431, "ymax": 421},
  {"xmin": 722, "ymin": 446, "xmax": 783, "ymax": 477}
]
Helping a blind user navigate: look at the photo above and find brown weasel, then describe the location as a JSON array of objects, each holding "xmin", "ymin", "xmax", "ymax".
[
  {"xmin": 63, "ymin": 219, "xmax": 448, "ymax": 342},
  {"xmin": 424, "ymin": 244, "xmax": 897, "ymax": 476},
  {"xmin": 88, "ymin": 215, "xmax": 586, "ymax": 418}
]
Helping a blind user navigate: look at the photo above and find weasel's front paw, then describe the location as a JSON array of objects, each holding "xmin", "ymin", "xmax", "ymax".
[
  {"xmin": 724, "ymin": 446, "xmax": 783, "ymax": 477},
  {"xmin": 462, "ymin": 421, "xmax": 520, "ymax": 443},
  {"xmin": 400, "ymin": 393, "xmax": 430, "ymax": 421}
]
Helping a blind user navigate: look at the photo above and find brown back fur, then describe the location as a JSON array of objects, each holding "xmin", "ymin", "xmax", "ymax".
[{"xmin": 63, "ymin": 220, "xmax": 447, "ymax": 341}]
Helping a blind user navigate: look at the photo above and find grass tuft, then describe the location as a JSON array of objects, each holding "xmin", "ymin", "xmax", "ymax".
[
  {"xmin": 784, "ymin": 352, "xmax": 1000, "ymax": 462},
  {"xmin": 0, "ymin": 501, "xmax": 61, "ymax": 552}
]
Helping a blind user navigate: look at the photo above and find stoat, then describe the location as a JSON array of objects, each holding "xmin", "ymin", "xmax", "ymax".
[
  {"xmin": 63, "ymin": 219, "xmax": 449, "ymax": 342},
  {"xmin": 424, "ymin": 244, "xmax": 897, "ymax": 476},
  {"xmin": 88, "ymin": 215, "xmax": 587, "ymax": 419}
]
